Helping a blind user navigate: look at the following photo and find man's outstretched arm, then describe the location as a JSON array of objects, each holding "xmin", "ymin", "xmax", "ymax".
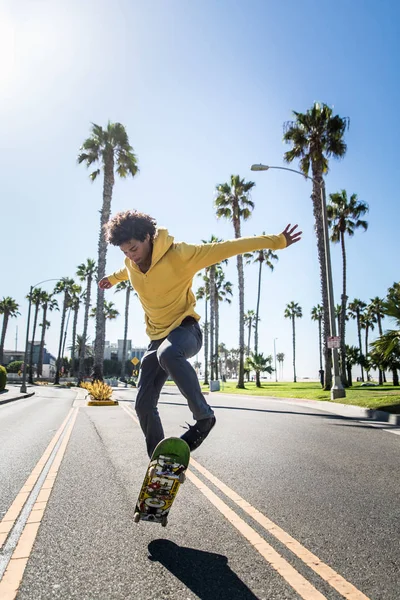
[{"xmin": 181, "ymin": 224, "xmax": 302, "ymax": 274}]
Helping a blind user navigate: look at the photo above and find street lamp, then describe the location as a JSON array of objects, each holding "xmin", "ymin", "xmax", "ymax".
[
  {"xmin": 250, "ymin": 163, "xmax": 345, "ymax": 399},
  {"xmin": 20, "ymin": 278, "xmax": 60, "ymax": 393},
  {"xmin": 273, "ymin": 337, "xmax": 278, "ymax": 382}
]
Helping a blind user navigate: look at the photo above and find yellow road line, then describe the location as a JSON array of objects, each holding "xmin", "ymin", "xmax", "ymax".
[
  {"xmin": 0, "ymin": 408, "xmax": 79, "ymax": 600},
  {"xmin": 120, "ymin": 404, "xmax": 327, "ymax": 599},
  {"xmin": 0, "ymin": 407, "xmax": 74, "ymax": 549},
  {"xmin": 186, "ymin": 468, "xmax": 327, "ymax": 599},
  {"xmin": 121, "ymin": 403, "xmax": 370, "ymax": 600},
  {"xmin": 189, "ymin": 460, "xmax": 370, "ymax": 600}
]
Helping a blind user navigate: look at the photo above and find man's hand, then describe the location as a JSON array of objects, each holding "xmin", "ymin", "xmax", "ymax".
[
  {"xmin": 99, "ymin": 277, "xmax": 112, "ymax": 290},
  {"xmin": 282, "ymin": 224, "xmax": 302, "ymax": 247}
]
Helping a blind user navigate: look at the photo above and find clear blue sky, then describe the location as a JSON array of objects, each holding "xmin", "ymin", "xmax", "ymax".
[{"xmin": 1, "ymin": 0, "xmax": 399, "ymax": 380}]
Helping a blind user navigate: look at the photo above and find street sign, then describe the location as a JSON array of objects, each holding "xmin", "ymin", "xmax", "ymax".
[
  {"xmin": 131, "ymin": 357, "xmax": 140, "ymax": 365},
  {"xmin": 327, "ymin": 336, "xmax": 340, "ymax": 349}
]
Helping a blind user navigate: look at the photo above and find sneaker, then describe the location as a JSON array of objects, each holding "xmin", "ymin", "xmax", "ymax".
[{"xmin": 180, "ymin": 416, "xmax": 216, "ymax": 452}]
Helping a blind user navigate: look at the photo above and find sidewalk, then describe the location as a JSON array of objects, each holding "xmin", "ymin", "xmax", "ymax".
[{"xmin": 0, "ymin": 384, "xmax": 35, "ymax": 406}]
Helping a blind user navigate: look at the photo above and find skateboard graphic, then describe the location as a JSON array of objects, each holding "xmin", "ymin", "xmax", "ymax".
[{"xmin": 134, "ymin": 437, "xmax": 190, "ymax": 527}]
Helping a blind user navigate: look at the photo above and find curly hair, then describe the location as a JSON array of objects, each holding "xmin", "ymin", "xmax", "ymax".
[{"xmin": 103, "ymin": 210, "xmax": 157, "ymax": 246}]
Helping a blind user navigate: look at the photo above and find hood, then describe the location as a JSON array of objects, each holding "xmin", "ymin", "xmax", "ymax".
[{"xmin": 151, "ymin": 227, "xmax": 174, "ymax": 268}]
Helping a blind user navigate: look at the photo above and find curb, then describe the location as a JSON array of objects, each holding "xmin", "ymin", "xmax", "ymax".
[{"xmin": 0, "ymin": 392, "xmax": 35, "ymax": 406}]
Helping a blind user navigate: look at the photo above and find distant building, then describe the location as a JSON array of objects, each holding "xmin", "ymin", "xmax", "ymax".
[
  {"xmin": 3, "ymin": 343, "xmax": 56, "ymax": 377},
  {"xmin": 2, "ymin": 350, "xmax": 25, "ymax": 365},
  {"xmin": 93, "ymin": 340, "xmax": 147, "ymax": 362}
]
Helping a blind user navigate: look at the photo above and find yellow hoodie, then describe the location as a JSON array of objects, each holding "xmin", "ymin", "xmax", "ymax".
[{"xmin": 107, "ymin": 228, "xmax": 287, "ymax": 340}]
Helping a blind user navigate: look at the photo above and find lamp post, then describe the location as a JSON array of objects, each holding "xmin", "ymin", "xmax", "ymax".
[
  {"xmin": 273, "ymin": 337, "xmax": 278, "ymax": 382},
  {"xmin": 250, "ymin": 164, "xmax": 345, "ymax": 399},
  {"xmin": 20, "ymin": 279, "xmax": 59, "ymax": 393}
]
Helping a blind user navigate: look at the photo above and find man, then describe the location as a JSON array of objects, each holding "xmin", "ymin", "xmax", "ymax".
[{"xmin": 99, "ymin": 210, "xmax": 301, "ymax": 457}]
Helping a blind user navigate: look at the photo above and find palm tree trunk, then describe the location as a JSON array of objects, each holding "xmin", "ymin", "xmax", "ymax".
[
  {"xmin": 347, "ymin": 364, "xmax": 352, "ymax": 387},
  {"xmin": 365, "ymin": 324, "xmax": 370, "ymax": 380},
  {"xmin": 78, "ymin": 275, "xmax": 92, "ymax": 383},
  {"xmin": 292, "ymin": 315, "xmax": 296, "ymax": 383},
  {"xmin": 318, "ymin": 317, "xmax": 323, "ymax": 371},
  {"xmin": 215, "ymin": 294, "xmax": 219, "ymax": 380},
  {"xmin": 55, "ymin": 295, "xmax": 68, "ymax": 384},
  {"xmin": 237, "ymin": 254, "xmax": 245, "ymax": 388},
  {"xmin": 0, "ymin": 314, "xmax": 9, "ymax": 365},
  {"xmin": 94, "ymin": 156, "xmax": 114, "ymax": 381},
  {"xmin": 311, "ymin": 163, "xmax": 332, "ymax": 390},
  {"xmin": 203, "ymin": 298, "xmax": 209, "ymax": 385},
  {"xmin": 392, "ymin": 368, "xmax": 399, "ymax": 386},
  {"xmin": 120, "ymin": 286, "xmax": 131, "ymax": 379},
  {"xmin": 71, "ymin": 306, "xmax": 79, "ymax": 376},
  {"xmin": 357, "ymin": 313, "xmax": 364, "ymax": 381},
  {"xmin": 37, "ymin": 303, "xmax": 48, "ymax": 377},
  {"xmin": 29, "ymin": 303, "xmax": 40, "ymax": 384},
  {"xmin": 340, "ymin": 232, "xmax": 348, "ymax": 386},
  {"xmin": 247, "ymin": 318, "xmax": 252, "ymax": 357},
  {"xmin": 256, "ymin": 370, "xmax": 261, "ymax": 387},
  {"xmin": 209, "ymin": 265, "xmax": 216, "ymax": 380},
  {"xmin": 376, "ymin": 314, "xmax": 386, "ymax": 383},
  {"xmin": 254, "ymin": 260, "xmax": 262, "ymax": 355}
]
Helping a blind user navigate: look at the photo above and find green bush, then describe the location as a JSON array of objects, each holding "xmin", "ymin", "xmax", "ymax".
[
  {"xmin": 6, "ymin": 360, "xmax": 23, "ymax": 373},
  {"xmin": 0, "ymin": 365, "xmax": 7, "ymax": 391}
]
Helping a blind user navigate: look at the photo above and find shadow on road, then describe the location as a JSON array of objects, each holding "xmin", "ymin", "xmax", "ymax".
[
  {"xmin": 157, "ymin": 400, "xmax": 348, "ymax": 420},
  {"xmin": 148, "ymin": 539, "xmax": 259, "ymax": 599}
]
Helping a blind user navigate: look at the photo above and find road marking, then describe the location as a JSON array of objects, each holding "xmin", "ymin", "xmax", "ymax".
[
  {"xmin": 190, "ymin": 458, "xmax": 371, "ymax": 600},
  {"xmin": 0, "ymin": 408, "xmax": 79, "ymax": 600},
  {"xmin": 120, "ymin": 404, "xmax": 325, "ymax": 599},
  {"xmin": 121, "ymin": 402, "xmax": 370, "ymax": 600},
  {"xmin": 0, "ymin": 407, "xmax": 74, "ymax": 550},
  {"xmin": 186, "ymin": 468, "xmax": 327, "ymax": 599}
]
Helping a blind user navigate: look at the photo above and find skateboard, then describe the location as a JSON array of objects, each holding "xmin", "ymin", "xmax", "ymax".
[{"xmin": 133, "ymin": 437, "xmax": 190, "ymax": 527}]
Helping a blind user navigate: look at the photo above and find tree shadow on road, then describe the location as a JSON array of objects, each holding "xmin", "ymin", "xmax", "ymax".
[{"xmin": 148, "ymin": 539, "xmax": 259, "ymax": 599}]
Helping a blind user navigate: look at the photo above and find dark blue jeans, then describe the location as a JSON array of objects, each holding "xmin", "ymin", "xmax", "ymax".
[{"xmin": 135, "ymin": 317, "xmax": 214, "ymax": 457}]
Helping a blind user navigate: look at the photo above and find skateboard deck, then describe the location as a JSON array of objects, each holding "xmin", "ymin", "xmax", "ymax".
[{"xmin": 134, "ymin": 437, "xmax": 190, "ymax": 527}]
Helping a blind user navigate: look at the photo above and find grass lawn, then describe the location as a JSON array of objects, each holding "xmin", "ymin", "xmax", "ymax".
[{"xmin": 191, "ymin": 381, "xmax": 400, "ymax": 413}]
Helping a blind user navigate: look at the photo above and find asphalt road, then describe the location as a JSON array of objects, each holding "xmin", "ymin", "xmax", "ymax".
[{"xmin": 0, "ymin": 386, "xmax": 399, "ymax": 599}]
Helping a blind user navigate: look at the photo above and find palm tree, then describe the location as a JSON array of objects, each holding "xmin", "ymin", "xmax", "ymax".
[
  {"xmin": 327, "ymin": 190, "xmax": 369, "ymax": 385},
  {"xmin": 76, "ymin": 259, "xmax": 97, "ymax": 383},
  {"xmin": 218, "ymin": 342, "xmax": 229, "ymax": 380},
  {"xmin": 245, "ymin": 243, "xmax": 278, "ymax": 354},
  {"xmin": 37, "ymin": 293, "xmax": 58, "ymax": 377},
  {"xmin": 348, "ymin": 299, "xmax": 367, "ymax": 381},
  {"xmin": 345, "ymin": 345, "xmax": 361, "ymax": 387},
  {"xmin": 215, "ymin": 175, "xmax": 255, "ymax": 388},
  {"xmin": 196, "ymin": 276, "xmax": 210, "ymax": 385},
  {"xmin": 277, "ymin": 352, "xmax": 285, "ymax": 380},
  {"xmin": 78, "ymin": 122, "xmax": 138, "ymax": 381},
  {"xmin": 0, "ymin": 297, "xmax": 20, "ymax": 365},
  {"xmin": 369, "ymin": 297, "xmax": 386, "ymax": 383},
  {"xmin": 214, "ymin": 267, "xmax": 233, "ymax": 380},
  {"xmin": 372, "ymin": 339, "xmax": 400, "ymax": 386},
  {"xmin": 90, "ymin": 301, "xmax": 120, "ymax": 338},
  {"xmin": 28, "ymin": 288, "xmax": 44, "ymax": 383},
  {"xmin": 284, "ymin": 102, "xmax": 349, "ymax": 390},
  {"xmin": 247, "ymin": 353, "xmax": 274, "ymax": 387},
  {"xmin": 311, "ymin": 305, "xmax": 323, "ymax": 381},
  {"xmin": 244, "ymin": 310, "xmax": 256, "ymax": 357},
  {"xmin": 114, "ymin": 280, "xmax": 135, "ymax": 379},
  {"xmin": 201, "ymin": 236, "xmax": 224, "ymax": 381},
  {"xmin": 284, "ymin": 302, "xmax": 303, "ymax": 382},
  {"xmin": 54, "ymin": 277, "xmax": 76, "ymax": 384},
  {"xmin": 68, "ymin": 286, "xmax": 83, "ymax": 377},
  {"xmin": 370, "ymin": 305, "xmax": 400, "ymax": 387}
]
